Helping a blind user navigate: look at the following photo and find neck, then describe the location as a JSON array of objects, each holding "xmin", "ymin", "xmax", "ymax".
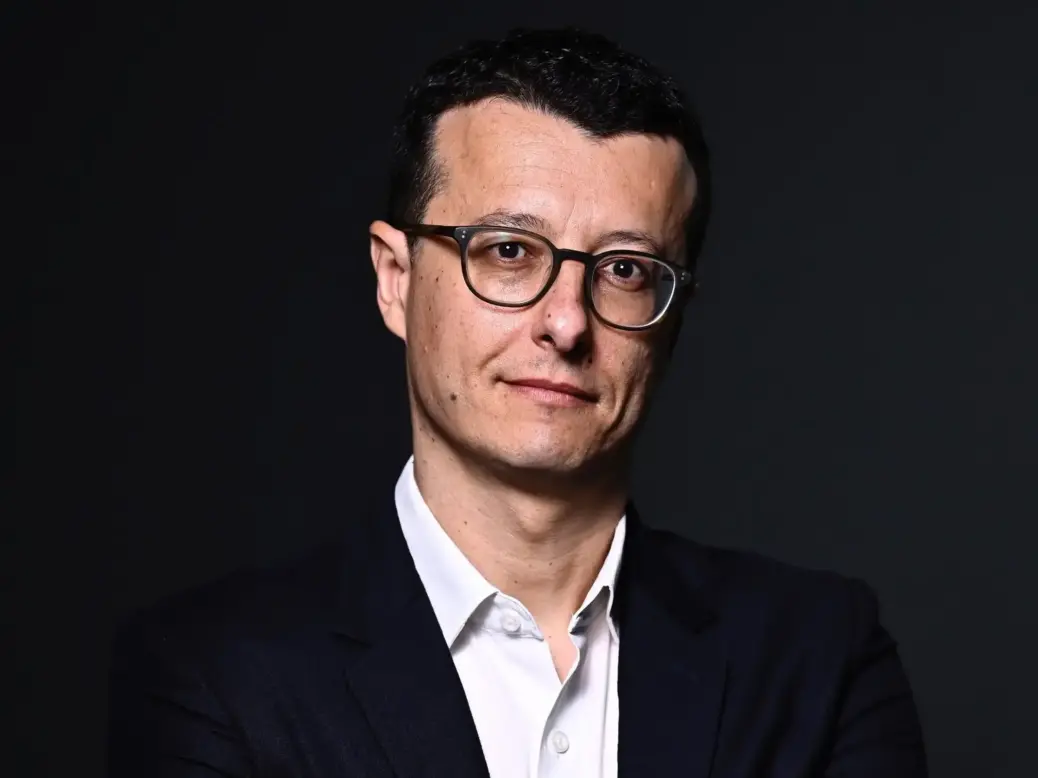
[{"xmin": 411, "ymin": 430, "xmax": 629, "ymax": 630}]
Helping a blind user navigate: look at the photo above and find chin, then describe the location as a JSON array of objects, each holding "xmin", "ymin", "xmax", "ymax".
[
  {"xmin": 493, "ymin": 449, "xmax": 584, "ymax": 473},
  {"xmin": 473, "ymin": 428, "xmax": 599, "ymax": 475}
]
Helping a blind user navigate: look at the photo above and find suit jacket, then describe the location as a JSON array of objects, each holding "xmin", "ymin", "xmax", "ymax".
[{"xmin": 107, "ymin": 501, "xmax": 927, "ymax": 777}]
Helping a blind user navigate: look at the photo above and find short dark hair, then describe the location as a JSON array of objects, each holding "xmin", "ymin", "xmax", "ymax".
[{"xmin": 386, "ymin": 27, "xmax": 712, "ymax": 268}]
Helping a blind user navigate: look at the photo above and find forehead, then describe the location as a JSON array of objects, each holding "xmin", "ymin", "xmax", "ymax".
[{"xmin": 426, "ymin": 99, "xmax": 696, "ymax": 250}]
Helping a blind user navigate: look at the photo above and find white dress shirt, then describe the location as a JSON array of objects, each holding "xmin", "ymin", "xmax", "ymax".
[{"xmin": 395, "ymin": 457, "xmax": 624, "ymax": 778}]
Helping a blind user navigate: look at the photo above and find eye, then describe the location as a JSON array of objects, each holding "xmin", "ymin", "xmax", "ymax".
[
  {"xmin": 466, "ymin": 231, "xmax": 550, "ymax": 266},
  {"xmin": 490, "ymin": 241, "xmax": 527, "ymax": 260},
  {"xmin": 602, "ymin": 258, "xmax": 649, "ymax": 283}
]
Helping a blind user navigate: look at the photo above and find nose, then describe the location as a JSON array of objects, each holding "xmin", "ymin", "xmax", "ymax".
[{"xmin": 531, "ymin": 261, "xmax": 590, "ymax": 354}]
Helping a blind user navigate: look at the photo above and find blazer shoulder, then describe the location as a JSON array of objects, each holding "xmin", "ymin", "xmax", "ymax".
[
  {"xmin": 642, "ymin": 525, "xmax": 881, "ymax": 628},
  {"xmin": 114, "ymin": 541, "xmax": 347, "ymax": 656}
]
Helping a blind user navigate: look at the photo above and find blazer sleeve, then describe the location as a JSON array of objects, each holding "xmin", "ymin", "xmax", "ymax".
[
  {"xmin": 825, "ymin": 579, "xmax": 928, "ymax": 777},
  {"xmin": 106, "ymin": 616, "xmax": 253, "ymax": 778}
]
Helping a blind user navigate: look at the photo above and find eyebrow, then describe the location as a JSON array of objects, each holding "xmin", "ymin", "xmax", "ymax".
[{"xmin": 471, "ymin": 209, "xmax": 668, "ymax": 257}]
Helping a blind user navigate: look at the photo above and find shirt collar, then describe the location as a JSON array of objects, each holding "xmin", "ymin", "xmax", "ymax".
[
  {"xmin": 581, "ymin": 508, "xmax": 626, "ymax": 641},
  {"xmin": 395, "ymin": 457, "xmax": 497, "ymax": 646},
  {"xmin": 395, "ymin": 456, "xmax": 627, "ymax": 647}
]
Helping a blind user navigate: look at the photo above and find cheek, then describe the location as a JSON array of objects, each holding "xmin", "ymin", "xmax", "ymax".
[
  {"xmin": 602, "ymin": 339, "xmax": 662, "ymax": 407},
  {"xmin": 408, "ymin": 268, "xmax": 486, "ymax": 392},
  {"xmin": 405, "ymin": 270, "xmax": 438, "ymax": 358}
]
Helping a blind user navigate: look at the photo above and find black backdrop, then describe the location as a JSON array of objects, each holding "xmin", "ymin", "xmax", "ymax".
[{"xmin": 10, "ymin": 2, "xmax": 1037, "ymax": 776}]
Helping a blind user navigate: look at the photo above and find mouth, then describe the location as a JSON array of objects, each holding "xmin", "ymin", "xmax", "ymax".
[{"xmin": 502, "ymin": 378, "xmax": 598, "ymax": 407}]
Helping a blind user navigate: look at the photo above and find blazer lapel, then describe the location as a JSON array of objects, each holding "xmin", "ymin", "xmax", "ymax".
[
  {"xmin": 333, "ymin": 506, "xmax": 491, "ymax": 778},
  {"xmin": 329, "ymin": 499, "xmax": 727, "ymax": 778},
  {"xmin": 616, "ymin": 511, "xmax": 728, "ymax": 778}
]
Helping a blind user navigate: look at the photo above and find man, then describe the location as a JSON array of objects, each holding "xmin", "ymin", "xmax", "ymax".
[{"xmin": 107, "ymin": 27, "xmax": 927, "ymax": 777}]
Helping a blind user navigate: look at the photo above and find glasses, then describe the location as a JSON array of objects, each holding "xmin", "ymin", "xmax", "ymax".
[{"xmin": 397, "ymin": 224, "xmax": 696, "ymax": 331}]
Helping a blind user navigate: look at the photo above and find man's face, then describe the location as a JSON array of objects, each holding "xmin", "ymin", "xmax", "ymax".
[{"xmin": 374, "ymin": 99, "xmax": 697, "ymax": 477}]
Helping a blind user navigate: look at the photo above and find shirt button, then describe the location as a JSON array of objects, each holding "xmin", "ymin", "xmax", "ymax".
[
  {"xmin": 501, "ymin": 612, "xmax": 521, "ymax": 634},
  {"xmin": 550, "ymin": 730, "xmax": 570, "ymax": 754}
]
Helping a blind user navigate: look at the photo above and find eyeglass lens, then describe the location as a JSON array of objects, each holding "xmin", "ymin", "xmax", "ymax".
[{"xmin": 463, "ymin": 229, "xmax": 676, "ymax": 327}]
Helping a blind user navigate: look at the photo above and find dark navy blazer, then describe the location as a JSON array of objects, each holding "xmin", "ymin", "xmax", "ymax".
[{"xmin": 107, "ymin": 503, "xmax": 927, "ymax": 777}]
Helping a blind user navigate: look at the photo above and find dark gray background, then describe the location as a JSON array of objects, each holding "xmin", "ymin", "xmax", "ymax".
[{"xmin": 10, "ymin": 1, "xmax": 1037, "ymax": 776}]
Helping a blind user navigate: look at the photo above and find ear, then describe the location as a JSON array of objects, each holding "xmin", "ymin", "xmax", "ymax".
[{"xmin": 369, "ymin": 220, "xmax": 411, "ymax": 342}]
